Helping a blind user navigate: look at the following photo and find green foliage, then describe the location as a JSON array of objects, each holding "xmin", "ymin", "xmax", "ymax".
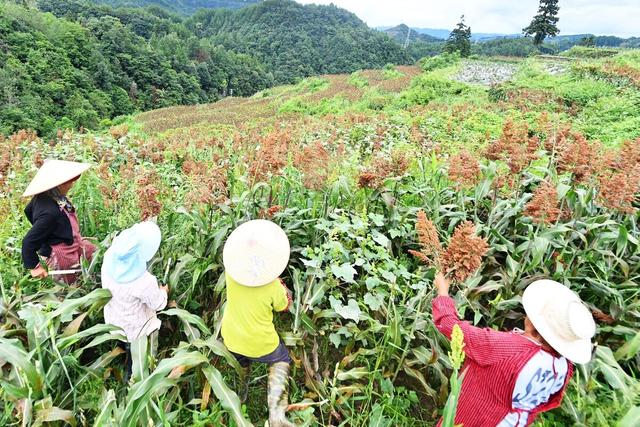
[
  {"xmin": 523, "ymin": 0, "xmax": 560, "ymax": 45},
  {"xmin": 399, "ymin": 75, "xmax": 469, "ymax": 106},
  {"xmin": 92, "ymin": 0, "xmax": 260, "ymax": 15},
  {"xmin": 0, "ymin": 0, "xmax": 273, "ymax": 136},
  {"xmin": 563, "ymin": 46, "xmax": 622, "ymax": 59},
  {"xmin": 348, "ymin": 71, "xmax": 369, "ymax": 89},
  {"xmin": 187, "ymin": 0, "xmax": 410, "ymax": 84},
  {"xmin": 473, "ymin": 37, "xmax": 546, "ymax": 57},
  {"xmin": 444, "ymin": 15, "xmax": 471, "ymax": 58},
  {"xmin": 279, "ymin": 96, "xmax": 350, "ymax": 115},
  {"xmin": 383, "ymin": 63, "xmax": 404, "ymax": 79},
  {"xmin": 419, "ymin": 53, "xmax": 460, "ymax": 72},
  {"xmin": 579, "ymin": 35, "xmax": 596, "ymax": 47}
]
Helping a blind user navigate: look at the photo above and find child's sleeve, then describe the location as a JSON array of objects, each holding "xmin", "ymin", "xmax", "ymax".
[
  {"xmin": 137, "ymin": 274, "xmax": 168, "ymax": 312},
  {"xmin": 273, "ymin": 278, "xmax": 292, "ymax": 312}
]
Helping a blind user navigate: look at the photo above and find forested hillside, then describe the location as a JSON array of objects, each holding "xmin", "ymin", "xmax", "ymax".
[
  {"xmin": 187, "ymin": 0, "xmax": 410, "ymax": 83},
  {"xmin": 0, "ymin": 1, "xmax": 271, "ymax": 135},
  {"xmin": 1, "ymin": 0, "xmax": 408, "ymax": 136},
  {"xmin": 91, "ymin": 0, "xmax": 260, "ymax": 15}
]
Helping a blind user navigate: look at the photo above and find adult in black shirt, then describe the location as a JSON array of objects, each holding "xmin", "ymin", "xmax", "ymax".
[{"xmin": 22, "ymin": 160, "xmax": 95, "ymax": 282}]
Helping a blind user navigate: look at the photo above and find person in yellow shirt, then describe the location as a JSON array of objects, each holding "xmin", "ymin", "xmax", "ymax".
[{"xmin": 221, "ymin": 219, "xmax": 294, "ymax": 427}]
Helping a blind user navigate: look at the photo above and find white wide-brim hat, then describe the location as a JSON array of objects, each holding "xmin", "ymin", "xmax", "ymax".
[
  {"xmin": 103, "ymin": 221, "xmax": 162, "ymax": 283},
  {"xmin": 23, "ymin": 159, "xmax": 91, "ymax": 197},
  {"xmin": 223, "ymin": 219, "xmax": 290, "ymax": 287},
  {"xmin": 523, "ymin": 280, "xmax": 596, "ymax": 364}
]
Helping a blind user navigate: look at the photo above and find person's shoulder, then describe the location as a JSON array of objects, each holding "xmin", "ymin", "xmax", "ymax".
[
  {"xmin": 135, "ymin": 271, "xmax": 158, "ymax": 286},
  {"xmin": 32, "ymin": 194, "xmax": 57, "ymax": 208},
  {"xmin": 265, "ymin": 277, "xmax": 284, "ymax": 291}
]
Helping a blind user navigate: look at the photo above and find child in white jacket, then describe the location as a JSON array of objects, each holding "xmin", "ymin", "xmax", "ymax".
[{"xmin": 101, "ymin": 221, "xmax": 167, "ymax": 380}]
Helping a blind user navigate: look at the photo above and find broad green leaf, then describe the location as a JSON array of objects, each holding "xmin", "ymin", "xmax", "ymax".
[
  {"xmin": 614, "ymin": 330, "xmax": 640, "ymax": 361},
  {"xmin": 505, "ymin": 255, "xmax": 520, "ymax": 278},
  {"xmin": 49, "ymin": 288, "xmax": 112, "ymax": 322},
  {"xmin": 130, "ymin": 336, "xmax": 149, "ymax": 383},
  {"xmin": 192, "ymin": 337, "xmax": 243, "ymax": 375},
  {"xmin": 168, "ymin": 254, "xmax": 196, "ymax": 288},
  {"xmin": 201, "ymin": 365, "xmax": 253, "ymax": 427},
  {"xmin": 0, "ymin": 338, "xmax": 43, "ymax": 396},
  {"xmin": 57, "ymin": 323, "xmax": 122, "ymax": 350},
  {"xmin": 330, "ymin": 263, "xmax": 357, "ymax": 283},
  {"xmin": 363, "ymin": 292, "xmax": 383, "ymax": 311},
  {"xmin": 371, "ymin": 230, "xmax": 390, "ymax": 248},
  {"xmin": 336, "ymin": 367, "xmax": 369, "ymax": 381},
  {"xmin": 93, "ymin": 389, "xmax": 117, "ymax": 427},
  {"xmin": 123, "ymin": 350, "xmax": 208, "ymax": 426},
  {"xmin": 530, "ymin": 235, "xmax": 550, "ymax": 268},
  {"xmin": 403, "ymin": 366, "xmax": 437, "ymax": 398},
  {"xmin": 329, "ymin": 296, "xmax": 361, "ymax": 322},
  {"xmin": 62, "ymin": 312, "xmax": 88, "ymax": 338},
  {"xmin": 329, "ymin": 333, "xmax": 341, "ymax": 348},
  {"xmin": 34, "ymin": 406, "xmax": 76, "ymax": 427},
  {"xmin": 616, "ymin": 225, "xmax": 628, "ymax": 256},
  {"xmin": 161, "ymin": 308, "xmax": 212, "ymax": 340},
  {"xmin": 618, "ymin": 406, "xmax": 640, "ymax": 427}
]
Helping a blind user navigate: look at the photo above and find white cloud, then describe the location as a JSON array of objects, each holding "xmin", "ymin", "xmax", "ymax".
[{"xmin": 295, "ymin": 0, "xmax": 639, "ymax": 37}]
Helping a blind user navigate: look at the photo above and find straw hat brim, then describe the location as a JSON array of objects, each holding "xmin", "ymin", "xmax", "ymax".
[
  {"xmin": 223, "ymin": 219, "xmax": 290, "ymax": 287},
  {"xmin": 523, "ymin": 280, "xmax": 593, "ymax": 364},
  {"xmin": 23, "ymin": 160, "xmax": 91, "ymax": 197}
]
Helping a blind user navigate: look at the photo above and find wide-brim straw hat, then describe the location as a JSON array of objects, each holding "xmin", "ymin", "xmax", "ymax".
[
  {"xmin": 223, "ymin": 219, "xmax": 290, "ymax": 287},
  {"xmin": 23, "ymin": 159, "xmax": 91, "ymax": 197},
  {"xmin": 103, "ymin": 221, "xmax": 162, "ymax": 283},
  {"xmin": 523, "ymin": 280, "xmax": 596, "ymax": 364}
]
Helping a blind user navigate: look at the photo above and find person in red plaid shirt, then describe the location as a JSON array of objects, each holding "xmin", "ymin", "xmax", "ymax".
[{"xmin": 432, "ymin": 272, "xmax": 596, "ymax": 427}]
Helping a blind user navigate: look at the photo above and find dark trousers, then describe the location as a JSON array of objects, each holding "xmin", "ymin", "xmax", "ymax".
[{"xmin": 230, "ymin": 341, "xmax": 291, "ymax": 368}]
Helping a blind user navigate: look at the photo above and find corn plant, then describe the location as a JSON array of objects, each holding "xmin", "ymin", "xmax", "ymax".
[{"xmin": 0, "ymin": 286, "xmax": 122, "ymax": 425}]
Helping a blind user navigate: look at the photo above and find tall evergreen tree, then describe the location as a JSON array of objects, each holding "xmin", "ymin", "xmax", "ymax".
[
  {"xmin": 444, "ymin": 15, "xmax": 471, "ymax": 57},
  {"xmin": 523, "ymin": 0, "xmax": 560, "ymax": 45}
]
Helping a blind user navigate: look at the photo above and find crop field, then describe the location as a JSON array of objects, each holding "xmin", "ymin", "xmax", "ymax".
[{"xmin": 1, "ymin": 49, "xmax": 639, "ymax": 426}]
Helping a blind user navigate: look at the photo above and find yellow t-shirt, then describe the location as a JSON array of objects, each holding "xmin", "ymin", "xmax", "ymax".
[{"xmin": 221, "ymin": 272, "xmax": 289, "ymax": 358}]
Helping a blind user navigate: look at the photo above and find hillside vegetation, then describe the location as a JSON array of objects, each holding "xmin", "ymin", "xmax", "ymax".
[
  {"xmin": 384, "ymin": 25, "xmax": 640, "ymax": 61},
  {"xmin": 1, "ymin": 0, "xmax": 408, "ymax": 135},
  {"xmin": 1, "ymin": 50, "xmax": 639, "ymax": 426},
  {"xmin": 92, "ymin": 0, "xmax": 260, "ymax": 14},
  {"xmin": 186, "ymin": 0, "xmax": 410, "ymax": 84}
]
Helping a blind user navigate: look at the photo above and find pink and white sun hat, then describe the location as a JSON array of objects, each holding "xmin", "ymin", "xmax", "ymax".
[
  {"xmin": 223, "ymin": 219, "xmax": 290, "ymax": 287},
  {"xmin": 523, "ymin": 280, "xmax": 596, "ymax": 364}
]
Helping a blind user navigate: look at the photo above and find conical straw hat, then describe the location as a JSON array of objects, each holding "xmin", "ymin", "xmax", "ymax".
[
  {"xmin": 23, "ymin": 159, "xmax": 91, "ymax": 197},
  {"xmin": 223, "ymin": 219, "xmax": 290, "ymax": 287}
]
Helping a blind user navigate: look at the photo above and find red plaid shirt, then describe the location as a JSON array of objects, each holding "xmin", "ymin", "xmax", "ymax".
[{"xmin": 432, "ymin": 296, "xmax": 573, "ymax": 427}]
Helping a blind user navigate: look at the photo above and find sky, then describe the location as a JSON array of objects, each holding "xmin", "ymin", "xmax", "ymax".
[{"xmin": 295, "ymin": 0, "xmax": 639, "ymax": 37}]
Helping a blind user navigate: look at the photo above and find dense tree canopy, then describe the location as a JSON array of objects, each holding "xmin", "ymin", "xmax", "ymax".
[
  {"xmin": 92, "ymin": 0, "xmax": 259, "ymax": 15},
  {"xmin": 186, "ymin": 0, "xmax": 410, "ymax": 84}
]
